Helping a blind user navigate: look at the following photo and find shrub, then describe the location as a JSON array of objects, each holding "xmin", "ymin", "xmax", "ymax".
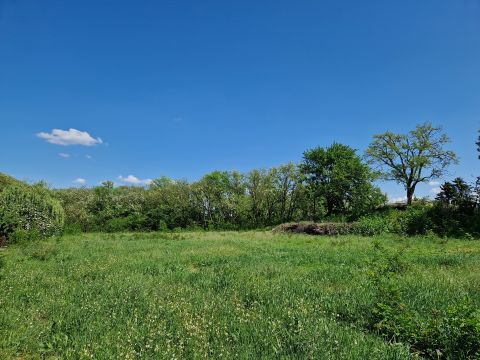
[
  {"xmin": 0, "ymin": 172, "xmax": 22, "ymax": 191},
  {"xmin": 389, "ymin": 205, "xmax": 433, "ymax": 236},
  {"xmin": 103, "ymin": 213, "xmax": 148, "ymax": 232},
  {"xmin": 0, "ymin": 185, "xmax": 64, "ymax": 243},
  {"xmin": 54, "ymin": 188, "xmax": 95, "ymax": 231},
  {"xmin": 372, "ymin": 286, "xmax": 480, "ymax": 358},
  {"xmin": 104, "ymin": 217, "xmax": 133, "ymax": 232},
  {"xmin": 352, "ymin": 215, "xmax": 390, "ymax": 236},
  {"xmin": 368, "ymin": 243, "xmax": 480, "ymax": 359},
  {"xmin": 9, "ymin": 227, "xmax": 43, "ymax": 244},
  {"xmin": 62, "ymin": 223, "xmax": 83, "ymax": 235}
]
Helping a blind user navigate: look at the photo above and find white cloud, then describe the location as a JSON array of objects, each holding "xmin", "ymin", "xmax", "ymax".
[
  {"xmin": 73, "ymin": 178, "xmax": 86, "ymax": 185},
  {"xmin": 388, "ymin": 195, "xmax": 407, "ymax": 204},
  {"xmin": 37, "ymin": 128, "xmax": 103, "ymax": 146},
  {"xmin": 430, "ymin": 187, "xmax": 441, "ymax": 194},
  {"xmin": 58, "ymin": 153, "xmax": 70, "ymax": 158},
  {"xmin": 428, "ymin": 181, "xmax": 440, "ymax": 186},
  {"xmin": 118, "ymin": 175, "xmax": 152, "ymax": 185},
  {"xmin": 85, "ymin": 155, "xmax": 92, "ymax": 159}
]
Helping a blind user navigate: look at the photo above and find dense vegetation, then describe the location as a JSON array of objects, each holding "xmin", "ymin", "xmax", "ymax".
[
  {"xmin": 1, "ymin": 232, "xmax": 479, "ymax": 359},
  {"xmin": 0, "ymin": 123, "xmax": 478, "ymax": 241},
  {"xmin": 0, "ymin": 183, "xmax": 64, "ymax": 243},
  {"xmin": 0, "ymin": 123, "xmax": 479, "ymax": 358},
  {"xmin": 53, "ymin": 155, "xmax": 387, "ymax": 233},
  {"xmin": 49, "ymin": 143, "xmax": 389, "ymax": 233}
]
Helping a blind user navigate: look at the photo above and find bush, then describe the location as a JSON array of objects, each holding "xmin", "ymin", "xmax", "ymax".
[
  {"xmin": 372, "ymin": 282, "xmax": 480, "ymax": 358},
  {"xmin": 0, "ymin": 185, "xmax": 64, "ymax": 243},
  {"xmin": 9, "ymin": 228, "xmax": 43, "ymax": 244},
  {"xmin": 368, "ymin": 244, "xmax": 480, "ymax": 359},
  {"xmin": 104, "ymin": 217, "xmax": 133, "ymax": 232},
  {"xmin": 0, "ymin": 172, "xmax": 22, "ymax": 191},
  {"xmin": 386, "ymin": 204, "xmax": 480, "ymax": 238},
  {"xmin": 54, "ymin": 188, "xmax": 95, "ymax": 232},
  {"xmin": 104, "ymin": 213, "xmax": 148, "ymax": 232},
  {"xmin": 352, "ymin": 215, "xmax": 390, "ymax": 236},
  {"xmin": 390, "ymin": 205, "xmax": 433, "ymax": 236}
]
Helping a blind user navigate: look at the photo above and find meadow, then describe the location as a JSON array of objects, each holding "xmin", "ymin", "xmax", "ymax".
[{"xmin": 1, "ymin": 231, "xmax": 479, "ymax": 359}]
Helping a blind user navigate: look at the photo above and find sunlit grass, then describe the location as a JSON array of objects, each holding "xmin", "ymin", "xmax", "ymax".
[{"xmin": 1, "ymin": 231, "xmax": 479, "ymax": 359}]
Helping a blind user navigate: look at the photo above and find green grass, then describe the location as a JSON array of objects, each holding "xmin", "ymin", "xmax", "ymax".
[{"xmin": 1, "ymin": 231, "xmax": 479, "ymax": 359}]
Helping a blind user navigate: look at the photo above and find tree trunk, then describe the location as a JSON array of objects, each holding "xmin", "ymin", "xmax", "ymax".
[{"xmin": 406, "ymin": 186, "xmax": 414, "ymax": 205}]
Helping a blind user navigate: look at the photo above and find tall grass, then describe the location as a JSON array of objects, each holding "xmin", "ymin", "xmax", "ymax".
[{"xmin": 0, "ymin": 232, "xmax": 479, "ymax": 359}]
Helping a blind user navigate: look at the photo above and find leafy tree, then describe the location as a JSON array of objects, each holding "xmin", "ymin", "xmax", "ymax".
[
  {"xmin": 300, "ymin": 143, "xmax": 384, "ymax": 219},
  {"xmin": 0, "ymin": 184, "xmax": 64, "ymax": 241},
  {"xmin": 150, "ymin": 176, "xmax": 174, "ymax": 189},
  {"xmin": 0, "ymin": 172, "xmax": 24, "ymax": 191},
  {"xmin": 55, "ymin": 187, "xmax": 95, "ymax": 231},
  {"xmin": 101, "ymin": 181, "xmax": 114, "ymax": 189},
  {"xmin": 243, "ymin": 164, "xmax": 306, "ymax": 227},
  {"xmin": 192, "ymin": 171, "xmax": 246, "ymax": 229},
  {"xmin": 274, "ymin": 163, "xmax": 303, "ymax": 223},
  {"xmin": 245, "ymin": 169, "xmax": 275, "ymax": 227},
  {"xmin": 474, "ymin": 131, "xmax": 480, "ymax": 208},
  {"xmin": 436, "ymin": 177, "xmax": 475, "ymax": 211},
  {"xmin": 474, "ymin": 177, "xmax": 480, "ymax": 208},
  {"xmin": 366, "ymin": 123, "xmax": 457, "ymax": 205},
  {"xmin": 145, "ymin": 179, "xmax": 196, "ymax": 230}
]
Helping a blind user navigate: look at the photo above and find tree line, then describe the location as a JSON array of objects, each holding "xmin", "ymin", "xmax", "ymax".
[
  {"xmin": 54, "ymin": 142, "xmax": 386, "ymax": 232},
  {"xmin": 0, "ymin": 123, "xmax": 478, "ymax": 239},
  {"xmin": 51, "ymin": 123, "xmax": 474, "ymax": 233}
]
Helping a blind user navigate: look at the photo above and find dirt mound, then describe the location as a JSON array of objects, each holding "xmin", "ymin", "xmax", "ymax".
[{"xmin": 275, "ymin": 222, "xmax": 353, "ymax": 236}]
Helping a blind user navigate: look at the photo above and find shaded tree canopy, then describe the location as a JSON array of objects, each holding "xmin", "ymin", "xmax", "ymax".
[{"xmin": 436, "ymin": 177, "xmax": 475, "ymax": 212}]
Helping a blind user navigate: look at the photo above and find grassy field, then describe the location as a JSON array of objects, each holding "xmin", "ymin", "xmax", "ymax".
[{"xmin": 1, "ymin": 232, "xmax": 479, "ymax": 359}]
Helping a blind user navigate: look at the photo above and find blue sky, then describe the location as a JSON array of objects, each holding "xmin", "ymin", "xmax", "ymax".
[{"xmin": 0, "ymin": 0, "xmax": 479, "ymax": 200}]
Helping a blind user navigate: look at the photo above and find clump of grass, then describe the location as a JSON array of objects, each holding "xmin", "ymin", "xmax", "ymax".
[{"xmin": 367, "ymin": 241, "xmax": 480, "ymax": 359}]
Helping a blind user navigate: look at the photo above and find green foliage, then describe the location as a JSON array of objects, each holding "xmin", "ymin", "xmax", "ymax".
[
  {"xmin": 391, "ymin": 205, "xmax": 433, "ymax": 236},
  {"xmin": 54, "ymin": 164, "xmax": 310, "ymax": 232},
  {"xmin": 192, "ymin": 171, "xmax": 246, "ymax": 229},
  {"xmin": 436, "ymin": 177, "xmax": 476, "ymax": 212},
  {"xmin": 300, "ymin": 143, "xmax": 385, "ymax": 220},
  {"xmin": 352, "ymin": 215, "xmax": 390, "ymax": 236},
  {"xmin": 0, "ymin": 184, "xmax": 64, "ymax": 242},
  {"xmin": 0, "ymin": 173, "xmax": 23, "ymax": 191},
  {"xmin": 368, "ymin": 243, "xmax": 480, "ymax": 359},
  {"xmin": 366, "ymin": 123, "xmax": 457, "ymax": 205},
  {"xmin": 54, "ymin": 188, "xmax": 95, "ymax": 231},
  {"xmin": 9, "ymin": 227, "xmax": 43, "ymax": 244},
  {"xmin": 144, "ymin": 179, "xmax": 198, "ymax": 230},
  {"xmin": 1, "ymin": 133, "xmax": 473, "ymax": 237}
]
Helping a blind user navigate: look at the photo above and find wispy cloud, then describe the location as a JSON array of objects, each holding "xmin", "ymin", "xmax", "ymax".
[
  {"xmin": 118, "ymin": 175, "xmax": 152, "ymax": 185},
  {"xmin": 428, "ymin": 181, "xmax": 440, "ymax": 186},
  {"xmin": 85, "ymin": 155, "xmax": 92, "ymax": 159},
  {"xmin": 430, "ymin": 187, "xmax": 441, "ymax": 194},
  {"xmin": 37, "ymin": 128, "xmax": 103, "ymax": 146},
  {"xmin": 73, "ymin": 178, "xmax": 86, "ymax": 185},
  {"xmin": 58, "ymin": 153, "xmax": 70, "ymax": 158}
]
